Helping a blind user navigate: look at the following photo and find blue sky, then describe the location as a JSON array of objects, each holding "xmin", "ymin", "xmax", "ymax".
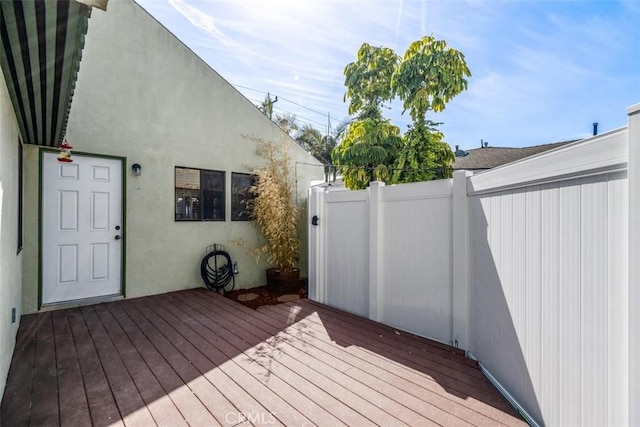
[{"xmin": 136, "ymin": 0, "xmax": 639, "ymax": 149}]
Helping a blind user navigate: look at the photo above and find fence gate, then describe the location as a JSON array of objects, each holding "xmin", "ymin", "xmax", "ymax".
[{"xmin": 309, "ymin": 180, "xmax": 456, "ymax": 345}]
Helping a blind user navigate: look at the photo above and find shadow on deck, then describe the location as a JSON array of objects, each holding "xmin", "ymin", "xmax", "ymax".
[{"xmin": 1, "ymin": 289, "xmax": 526, "ymax": 426}]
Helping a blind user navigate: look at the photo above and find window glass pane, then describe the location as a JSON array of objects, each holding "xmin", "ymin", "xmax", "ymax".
[
  {"xmin": 232, "ymin": 172, "xmax": 255, "ymax": 221},
  {"xmin": 175, "ymin": 168, "xmax": 201, "ymax": 220},
  {"xmin": 202, "ymin": 170, "xmax": 225, "ymax": 221}
]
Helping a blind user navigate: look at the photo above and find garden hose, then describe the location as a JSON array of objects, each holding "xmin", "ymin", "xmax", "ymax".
[{"xmin": 200, "ymin": 248, "xmax": 235, "ymax": 292}]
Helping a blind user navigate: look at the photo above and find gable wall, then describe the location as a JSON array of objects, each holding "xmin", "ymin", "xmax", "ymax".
[{"xmin": 21, "ymin": 0, "xmax": 322, "ymax": 313}]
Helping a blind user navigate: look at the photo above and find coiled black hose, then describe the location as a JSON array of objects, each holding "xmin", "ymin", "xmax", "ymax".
[{"xmin": 200, "ymin": 249, "xmax": 235, "ymax": 292}]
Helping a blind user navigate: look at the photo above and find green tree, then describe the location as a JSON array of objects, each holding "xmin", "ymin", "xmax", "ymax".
[
  {"xmin": 391, "ymin": 36, "xmax": 470, "ymax": 183},
  {"xmin": 259, "ymin": 93, "xmax": 277, "ymax": 119},
  {"xmin": 258, "ymin": 93, "xmax": 297, "ymax": 135},
  {"xmin": 392, "ymin": 36, "xmax": 471, "ymax": 121},
  {"xmin": 294, "ymin": 124, "xmax": 323, "ymax": 153},
  {"xmin": 332, "ymin": 117, "xmax": 402, "ymax": 190},
  {"xmin": 343, "ymin": 43, "xmax": 399, "ymax": 119},
  {"xmin": 311, "ymin": 120, "xmax": 349, "ymax": 164},
  {"xmin": 336, "ymin": 44, "xmax": 402, "ymax": 189},
  {"xmin": 272, "ymin": 113, "xmax": 297, "ymax": 136},
  {"xmin": 295, "ymin": 121, "xmax": 349, "ymax": 181},
  {"xmin": 335, "ymin": 37, "xmax": 470, "ymax": 188},
  {"xmin": 392, "ymin": 121, "xmax": 454, "ymax": 183}
]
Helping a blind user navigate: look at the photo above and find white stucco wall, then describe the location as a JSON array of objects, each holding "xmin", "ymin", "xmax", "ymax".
[
  {"xmin": 21, "ymin": 0, "xmax": 322, "ymax": 312},
  {"xmin": 0, "ymin": 68, "xmax": 23, "ymax": 397}
]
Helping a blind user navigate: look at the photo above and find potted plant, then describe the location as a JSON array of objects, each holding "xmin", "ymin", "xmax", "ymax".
[{"xmin": 246, "ymin": 136, "xmax": 301, "ymax": 294}]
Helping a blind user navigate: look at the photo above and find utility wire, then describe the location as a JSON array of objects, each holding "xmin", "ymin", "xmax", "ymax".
[
  {"xmin": 246, "ymin": 97, "xmax": 332, "ymax": 131},
  {"xmin": 238, "ymin": 82, "xmax": 355, "ymax": 138},
  {"xmin": 234, "ymin": 83, "xmax": 339, "ymax": 121}
]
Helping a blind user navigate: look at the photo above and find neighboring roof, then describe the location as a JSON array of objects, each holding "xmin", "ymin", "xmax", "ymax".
[
  {"xmin": 0, "ymin": 0, "xmax": 99, "ymax": 146},
  {"xmin": 453, "ymin": 140, "xmax": 577, "ymax": 171}
]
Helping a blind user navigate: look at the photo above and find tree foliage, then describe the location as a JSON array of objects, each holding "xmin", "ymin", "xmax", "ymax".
[
  {"xmin": 332, "ymin": 117, "xmax": 402, "ymax": 190},
  {"xmin": 295, "ymin": 124, "xmax": 323, "ymax": 153},
  {"xmin": 343, "ymin": 43, "xmax": 399, "ymax": 119},
  {"xmin": 392, "ymin": 121, "xmax": 454, "ymax": 183},
  {"xmin": 259, "ymin": 93, "xmax": 276, "ymax": 119},
  {"xmin": 295, "ymin": 121, "xmax": 349, "ymax": 181},
  {"xmin": 273, "ymin": 113, "xmax": 297, "ymax": 135},
  {"xmin": 338, "ymin": 44, "xmax": 402, "ymax": 189},
  {"xmin": 392, "ymin": 36, "xmax": 471, "ymax": 122},
  {"xmin": 335, "ymin": 36, "xmax": 470, "ymax": 189},
  {"xmin": 258, "ymin": 93, "xmax": 298, "ymax": 135}
]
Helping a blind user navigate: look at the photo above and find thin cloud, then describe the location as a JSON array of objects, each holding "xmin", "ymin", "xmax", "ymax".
[
  {"xmin": 138, "ymin": 0, "xmax": 638, "ymax": 148},
  {"xmin": 168, "ymin": 0, "xmax": 232, "ymax": 47}
]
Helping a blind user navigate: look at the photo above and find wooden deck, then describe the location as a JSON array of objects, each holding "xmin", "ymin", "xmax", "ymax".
[{"xmin": 1, "ymin": 289, "xmax": 526, "ymax": 426}]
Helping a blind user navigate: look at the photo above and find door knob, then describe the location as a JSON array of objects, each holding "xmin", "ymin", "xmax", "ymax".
[{"xmin": 115, "ymin": 235, "xmax": 121, "ymax": 240}]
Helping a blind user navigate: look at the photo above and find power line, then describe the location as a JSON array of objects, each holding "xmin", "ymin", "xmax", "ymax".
[
  {"xmin": 234, "ymin": 83, "xmax": 337, "ymax": 120},
  {"xmin": 276, "ymin": 94, "xmax": 331, "ymax": 118},
  {"xmin": 272, "ymin": 107, "xmax": 328, "ymax": 128},
  {"xmin": 246, "ymin": 97, "xmax": 331, "ymax": 131},
  {"xmin": 246, "ymin": 98, "xmax": 328, "ymax": 129}
]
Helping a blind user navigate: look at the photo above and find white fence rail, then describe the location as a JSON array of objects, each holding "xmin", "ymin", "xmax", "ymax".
[{"xmin": 309, "ymin": 105, "xmax": 639, "ymax": 426}]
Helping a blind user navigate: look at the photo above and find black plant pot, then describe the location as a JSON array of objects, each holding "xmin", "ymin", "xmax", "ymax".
[{"xmin": 266, "ymin": 267, "xmax": 300, "ymax": 295}]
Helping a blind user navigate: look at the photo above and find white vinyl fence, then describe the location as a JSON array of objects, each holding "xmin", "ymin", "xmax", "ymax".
[
  {"xmin": 308, "ymin": 104, "xmax": 640, "ymax": 427},
  {"xmin": 309, "ymin": 179, "xmax": 456, "ymax": 343},
  {"xmin": 468, "ymin": 128, "xmax": 629, "ymax": 426},
  {"xmin": 313, "ymin": 189, "xmax": 370, "ymax": 317}
]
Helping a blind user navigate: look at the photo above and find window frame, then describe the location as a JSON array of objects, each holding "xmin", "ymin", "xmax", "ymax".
[
  {"xmin": 174, "ymin": 166, "xmax": 226, "ymax": 222},
  {"xmin": 231, "ymin": 172, "xmax": 256, "ymax": 221}
]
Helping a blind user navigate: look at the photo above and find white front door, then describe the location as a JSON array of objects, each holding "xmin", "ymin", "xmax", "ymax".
[{"xmin": 42, "ymin": 152, "xmax": 123, "ymax": 305}]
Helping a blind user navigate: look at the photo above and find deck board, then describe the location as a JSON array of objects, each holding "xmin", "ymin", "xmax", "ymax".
[
  {"xmin": 81, "ymin": 305, "xmax": 157, "ymax": 427},
  {"xmin": 92, "ymin": 304, "xmax": 188, "ymax": 427},
  {"xmin": 182, "ymin": 290, "xmax": 507, "ymax": 426},
  {"xmin": 66, "ymin": 308, "xmax": 124, "ymax": 427},
  {"xmin": 172, "ymin": 292, "xmax": 404, "ymax": 425},
  {"xmin": 106, "ymin": 303, "xmax": 219, "ymax": 427},
  {"xmin": 30, "ymin": 313, "xmax": 60, "ymax": 426},
  {"xmin": 52, "ymin": 310, "xmax": 92, "ymax": 427},
  {"xmin": 1, "ymin": 289, "xmax": 526, "ymax": 426},
  {"xmin": 160, "ymin": 293, "xmax": 367, "ymax": 426},
  {"xmin": 264, "ymin": 300, "xmax": 519, "ymax": 416},
  {"xmin": 138, "ymin": 296, "xmax": 312, "ymax": 427},
  {"xmin": 0, "ymin": 314, "xmax": 37, "ymax": 427}
]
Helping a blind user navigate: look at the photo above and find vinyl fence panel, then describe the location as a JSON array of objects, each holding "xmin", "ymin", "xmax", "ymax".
[
  {"xmin": 380, "ymin": 181, "xmax": 453, "ymax": 343},
  {"xmin": 468, "ymin": 129, "xmax": 629, "ymax": 426},
  {"xmin": 323, "ymin": 190, "xmax": 370, "ymax": 317}
]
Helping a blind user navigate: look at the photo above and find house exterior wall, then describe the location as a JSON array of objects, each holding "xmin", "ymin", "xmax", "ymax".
[
  {"xmin": 21, "ymin": 0, "xmax": 322, "ymax": 313},
  {"xmin": 0, "ymin": 68, "xmax": 23, "ymax": 397}
]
